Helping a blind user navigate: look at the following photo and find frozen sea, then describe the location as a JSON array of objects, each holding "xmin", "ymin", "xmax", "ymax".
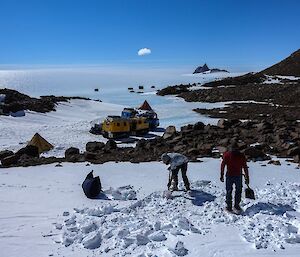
[{"xmin": 0, "ymin": 66, "xmax": 242, "ymax": 104}]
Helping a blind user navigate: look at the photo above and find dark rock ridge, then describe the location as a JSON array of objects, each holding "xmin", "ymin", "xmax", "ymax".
[
  {"xmin": 157, "ymin": 49, "xmax": 300, "ymax": 121},
  {"xmin": 157, "ymin": 83, "xmax": 196, "ymax": 96},
  {"xmin": 261, "ymin": 49, "xmax": 300, "ymax": 77},
  {"xmin": 2, "ymin": 118, "xmax": 300, "ymax": 168},
  {"xmin": 193, "ymin": 63, "xmax": 228, "ymax": 74},
  {"xmin": 0, "ymin": 88, "xmax": 90, "ymax": 115}
]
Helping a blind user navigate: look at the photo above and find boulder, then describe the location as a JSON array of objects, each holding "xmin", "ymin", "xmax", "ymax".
[
  {"xmin": 163, "ymin": 126, "xmax": 176, "ymax": 139},
  {"xmin": 193, "ymin": 122, "xmax": 205, "ymax": 130},
  {"xmin": 16, "ymin": 145, "xmax": 39, "ymax": 158},
  {"xmin": 84, "ymin": 151, "xmax": 98, "ymax": 161},
  {"xmin": 105, "ymin": 139, "xmax": 117, "ymax": 150},
  {"xmin": 1, "ymin": 154, "xmax": 19, "ymax": 167},
  {"xmin": 65, "ymin": 147, "xmax": 80, "ymax": 161},
  {"xmin": 293, "ymin": 155, "xmax": 300, "ymax": 163},
  {"xmin": 287, "ymin": 146, "xmax": 300, "ymax": 157},
  {"xmin": 18, "ymin": 154, "xmax": 38, "ymax": 167},
  {"xmin": 86, "ymin": 142, "xmax": 105, "ymax": 152},
  {"xmin": 136, "ymin": 139, "xmax": 146, "ymax": 149},
  {"xmin": 243, "ymin": 147, "xmax": 268, "ymax": 160},
  {"xmin": 0, "ymin": 150, "xmax": 14, "ymax": 160}
]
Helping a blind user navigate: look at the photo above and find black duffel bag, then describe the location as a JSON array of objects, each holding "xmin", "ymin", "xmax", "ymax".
[{"xmin": 82, "ymin": 170, "xmax": 102, "ymax": 198}]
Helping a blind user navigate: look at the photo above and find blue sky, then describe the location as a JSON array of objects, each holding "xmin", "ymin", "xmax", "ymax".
[{"xmin": 0, "ymin": 0, "xmax": 299, "ymax": 71}]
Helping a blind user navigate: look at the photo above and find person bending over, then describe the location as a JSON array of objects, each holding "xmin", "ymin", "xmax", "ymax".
[{"xmin": 161, "ymin": 152, "xmax": 190, "ymax": 192}]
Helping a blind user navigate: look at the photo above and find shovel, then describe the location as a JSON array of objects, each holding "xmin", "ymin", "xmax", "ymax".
[{"xmin": 245, "ymin": 184, "xmax": 255, "ymax": 200}]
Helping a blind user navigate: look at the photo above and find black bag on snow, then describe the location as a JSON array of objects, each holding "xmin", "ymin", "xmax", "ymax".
[{"xmin": 82, "ymin": 170, "xmax": 102, "ymax": 198}]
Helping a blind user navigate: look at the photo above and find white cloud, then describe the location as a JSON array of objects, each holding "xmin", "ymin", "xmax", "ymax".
[{"xmin": 138, "ymin": 48, "xmax": 151, "ymax": 56}]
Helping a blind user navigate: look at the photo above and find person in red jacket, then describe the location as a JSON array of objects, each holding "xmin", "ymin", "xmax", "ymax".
[{"xmin": 220, "ymin": 142, "xmax": 249, "ymax": 212}]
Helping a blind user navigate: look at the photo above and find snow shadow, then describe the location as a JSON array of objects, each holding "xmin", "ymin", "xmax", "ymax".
[
  {"xmin": 189, "ymin": 190, "xmax": 216, "ymax": 206},
  {"xmin": 153, "ymin": 127, "xmax": 165, "ymax": 132},
  {"xmin": 244, "ymin": 202, "xmax": 295, "ymax": 217},
  {"xmin": 93, "ymin": 192, "xmax": 111, "ymax": 200}
]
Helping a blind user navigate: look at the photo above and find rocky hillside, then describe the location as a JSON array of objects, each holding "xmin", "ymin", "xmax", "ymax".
[
  {"xmin": 261, "ymin": 49, "xmax": 300, "ymax": 77},
  {"xmin": 0, "ymin": 88, "xmax": 89, "ymax": 115}
]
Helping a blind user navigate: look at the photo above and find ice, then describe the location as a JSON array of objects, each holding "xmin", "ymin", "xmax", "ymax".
[
  {"xmin": 81, "ymin": 231, "xmax": 102, "ymax": 249},
  {"xmin": 0, "ymin": 94, "xmax": 5, "ymax": 102},
  {"xmin": 170, "ymin": 241, "xmax": 189, "ymax": 256}
]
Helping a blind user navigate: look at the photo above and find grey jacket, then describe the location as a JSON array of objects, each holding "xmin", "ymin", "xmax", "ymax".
[{"xmin": 165, "ymin": 153, "xmax": 188, "ymax": 170}]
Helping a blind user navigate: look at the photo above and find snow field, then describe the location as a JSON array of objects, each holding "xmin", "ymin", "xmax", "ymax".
[{"xmin": 56, "ymin": 180, "xmax": 300, "ymax": 256}]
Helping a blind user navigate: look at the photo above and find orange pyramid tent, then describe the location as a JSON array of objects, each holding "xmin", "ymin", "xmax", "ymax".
[
  {"xmin": 28, "ymin": 133, "xmax": 54, "ymax": 154},
  {"xmin": 138, "ymin": 100, "xmax": 153, "ymax": 111}
]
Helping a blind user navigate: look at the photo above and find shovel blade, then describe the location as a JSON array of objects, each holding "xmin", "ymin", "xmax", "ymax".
[{"xmin": 245, "ymin": 187, "xmax": 255, "ymax": 200}]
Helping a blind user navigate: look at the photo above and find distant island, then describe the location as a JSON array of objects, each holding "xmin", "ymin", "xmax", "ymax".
[{"xmin": 193, "ymin": 63, "xmax": 229, "ymax": 74}]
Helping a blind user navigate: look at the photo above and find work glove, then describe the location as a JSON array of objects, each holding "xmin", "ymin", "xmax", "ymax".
[{"xmin": 220, "ymin": 176, "xmax": 224, "ymax": 182}]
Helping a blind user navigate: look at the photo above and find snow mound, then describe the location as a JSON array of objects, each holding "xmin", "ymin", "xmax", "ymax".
[
  {"xmin": 53, "ymin": 181, "xmax": 300, "ymax": 255},
  {"xmin": 104, "ymin": 185, "xmax": 137, "ymax": 200}
]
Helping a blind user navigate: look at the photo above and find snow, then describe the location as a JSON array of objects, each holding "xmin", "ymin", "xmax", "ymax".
[
  {"xmin": 1, "ymin": 68, "xmax": 300, "ymax": 256},
  {"xmin": 0, "ymin": 93, "xmax": 5, "ymax": 102},
  {"xmin": 0, "ymin": 97, "xmax": 231, "ymax": 157},
  {"xmin": 0, "ymin": 159, "xmax": 300, "ymax": 257}
]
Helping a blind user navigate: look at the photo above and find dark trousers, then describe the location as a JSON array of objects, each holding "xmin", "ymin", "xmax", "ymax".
[
  {"xmin": 226, "ymin": 175, "xmax": 242, "ymax": 207},
  {"xmin": 168, "ymin": 163, "xmax": 190, "ymax": 190}
]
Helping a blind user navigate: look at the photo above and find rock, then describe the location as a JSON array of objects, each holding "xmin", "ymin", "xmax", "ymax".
[
  {"xmin": 84, "ymin": 151, "xmax": 98, "ymax": 161},
  {"xmin": 16, "ymin": 145, "xmax": 39, "ymax": 158},
  {"xmin": 187, "ymin": 148, "xmax": 199, "ymax": 155},
  {"xmin": 193, "ymin": 122, "xmax": 205, "ymax": 130},
  {"xmin": 293, "ymin": 155, "xmax": 300, "ymax": 163},
  {"xmin": 65, "ymin": 147, "xmax": 80, "ymax": 161},
  {"xmin": 163, "ymin": 126, "xmax": 176, "ymax": 139},
  {"xmin": 105, "ymin": 140, "xmax": 117, "ymax": 150},
  {"xmin": 268, "ymin": 160, "xmax": 281, "ymax": 166},
  {"xmin": 256, "ymin": 121, "xmax": 273, "ymax": 132},
  {"xmin": 86, "ymin": 142, "xmax": 105, "ymax": 152},
  {"xmin": 0, "ymin": 150, "xmax": 14, "ymax": 160},
  {"xmin": 18, "ymin": 154, "xmax": 38, "ymax": 167},
  {"xmin": 217, "ymin": 119, "xmax": 228, "ymax": 129},
  {"xmin": 243, "ymin": 147, "xmax": 268, "ymax": 160},
  {"xmin": 1, "ymin": 154, "xmax": 19, "ymax": 167},
  {"xmin": 287, "ymin": 146, "xmax": 300, "ymax": 157},
  {"xmin": 193, "ymin": 63, "xmax": 210, "ymax": 73},
  {"xmin": 136, "ymin": 139, "xmax": 146, "ymax": 149}
]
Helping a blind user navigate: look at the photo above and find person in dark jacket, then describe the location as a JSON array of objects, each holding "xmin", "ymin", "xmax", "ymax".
[
  {"xmin": 220, "ymin": 143, "xmax": 249, "ymax": 212},
  {"xmin": 161, "ymin": 152, "xmax": 190, "ymax": 191}
]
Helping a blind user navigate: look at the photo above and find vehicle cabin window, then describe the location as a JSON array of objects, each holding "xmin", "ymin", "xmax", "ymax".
[
  {"xmin": 117, "ymin": 122, "xmax": 120, "ymax": 126},
  {"xmin": 138, "ymin": 121, "xmax": 142, "ymax": 124},
  {"xmin": 124, "ymin": 122, "xmax": 127, "ymax": 126}
]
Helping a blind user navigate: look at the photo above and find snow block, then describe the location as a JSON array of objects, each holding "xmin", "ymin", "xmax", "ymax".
[{"xmin": 82, "ymin": 231, "xmax": 102, "ymax": 249}]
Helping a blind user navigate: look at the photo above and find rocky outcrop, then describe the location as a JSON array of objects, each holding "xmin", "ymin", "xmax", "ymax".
[
  {"xmin": 157, "ymin": 84, "xmax": 194, "ymax": 96},
  {"xmin": 0, "ymin": 88, "xmax": 90, "ymax": 116},
  {"xmin": 193, "ymin": 63, "xmax": 228, "ymax": 74}
]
